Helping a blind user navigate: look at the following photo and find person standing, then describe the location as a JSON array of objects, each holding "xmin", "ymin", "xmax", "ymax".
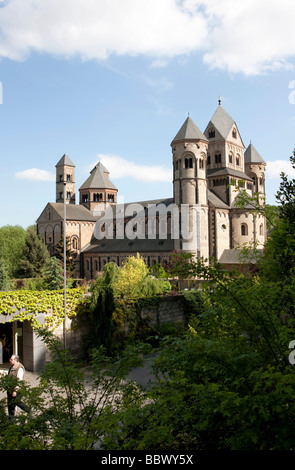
[{"xmin": 7, "ymin": 354, "xmax": 30, "ymax": 420}]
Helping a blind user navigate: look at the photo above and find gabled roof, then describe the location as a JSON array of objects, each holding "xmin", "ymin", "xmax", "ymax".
[
  {"xmin": 205, "ymin": 104, "xmax": 245, "ymax": 147},
  {"xmin": 207, "ymin": 167, "xmax": 253, "ymax": 181},
  {"xmin": 171, "ymin": 116, "xmax": 208, "ymax": 144},
  {"xmin": 79, "ymin": 161, "xmax": 117, "ymax": 191},
  {"xmin": 37, "ymin": 202, "xmax": 97, "ymax": 222},
  {"xmin": 244, "ymin": 143, "xmax": 266, "ymax": 164},
  {"xmin": 55, "ymin": 154, "xmax": 75, "ymax": 167}
]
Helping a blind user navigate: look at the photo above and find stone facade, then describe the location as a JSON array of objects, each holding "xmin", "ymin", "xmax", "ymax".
[{"xmin": 36, "ymin": 101, "xmax": 266, "ymax": 279}]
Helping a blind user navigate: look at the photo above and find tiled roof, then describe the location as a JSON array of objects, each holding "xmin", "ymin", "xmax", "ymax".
[
  {"xmin": 48, "ymin": 203, "xmax": 97, "ymax": 221},
  {"xmin": 205, "ymin": 104, "xmax": 245, "ymax": 147},
  {"xmin": 55, "ymin": 154, "xmax": 75, "ymax": 167},
  {"xmin": 207, "ymin": 167, "xmax": 253, "ymax": 181},
  {"xmin": 79, "ymin": 161, "xmax": 117, "ymax": 191},
  {"xmin": 172, "ymin": 116, "xmax": 208, "ymax": 144},
  {"xmin": 244, "ymin": 143, "xmax": 266, "ymax": 164}
]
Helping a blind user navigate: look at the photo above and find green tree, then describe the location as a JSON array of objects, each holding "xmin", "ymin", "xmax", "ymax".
[
  {"xmin": 42, "ymin": 256, "xmax": 64, "ymax": 290},
  {"xmin": 114, "ymin": 254, "xmax": 171, "ymax": 299},
  {"xmin": 0, "ymin": 328, "xmax": 143, "ymax": 450},
  {"xmin": 55, "ymin": 236, "xmax": 76, "ymax": 277},
  {"xmin": 0, "ymin": 225, "xmax": 27, "ymax": 277},
  {"xmin": 0, "ymin": 259, "xmax": 10, "ymax": 291},
  {"xmin": 17, "ymin": 226, "xmax": 49, "ymax": 278}
]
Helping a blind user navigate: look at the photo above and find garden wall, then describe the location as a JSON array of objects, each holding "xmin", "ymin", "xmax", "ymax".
[{"xmin": 140, "ymin": 294, "xmax": 188, "ymax": 328}]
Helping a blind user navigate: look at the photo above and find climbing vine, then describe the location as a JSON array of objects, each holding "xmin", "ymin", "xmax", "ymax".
[{"xmin": 0, "ymin": 288, "xmax": 84, "ymax": 330}]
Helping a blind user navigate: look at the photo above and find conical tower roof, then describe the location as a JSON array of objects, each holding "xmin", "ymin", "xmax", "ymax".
[
  {"xmin": 79, "ymin": 161, "xmax": 117, "ymax": 190},
  {"xmin": 55, "ymin": 154, "xmax": 75, "ymax": 167},
  {"xmin": 172, "ymin": 116, "xmax": 208, "ymax": 144},
  {"xmin": 244, "ymin": 143, "xmax": 266, "ymax": 164}
]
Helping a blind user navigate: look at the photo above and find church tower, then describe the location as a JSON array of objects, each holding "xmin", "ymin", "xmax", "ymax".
[
  {"xmin": 55, "ymin": 154, "xmax": 76, "ymax": 204},
  {"xmin": 171, "ymin": 115, "xmax": 209, "ymax": 259},
  {"xmin": 204, "ymin": 100, "xmax": 246, "ymax": 206},
  {"xmin": 79, "ymin": 161, "xmax": 118, "ymax": 215},
  {"xmin": 244, "ymin": 143, "xmax": 266, "ymax": 203},
  {"xmin": 244, "ymin": 143, "xmax": 267, "ymax": 246}
]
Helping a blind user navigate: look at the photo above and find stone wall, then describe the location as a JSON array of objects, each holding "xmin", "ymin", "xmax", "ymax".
[
  {"xmin": 46, "ymin": 316, "xmax": 92, "ymax": 362},
  {"xmin": 140, "ymin": 294, "xmax": 187, "ymax": 328}
]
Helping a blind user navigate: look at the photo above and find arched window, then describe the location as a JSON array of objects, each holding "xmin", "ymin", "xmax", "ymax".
[
  {"xmin": 185, "ymin": 157, "xmax": 193, "ymax": 169},
  {"xmin": 72, "ymin": 237, "xmax": 78, "ymax": 250},
  {"xmin": 241, "ymin": 223, "xmax": 248, "ymax": 236},
  {"xmin": 259, "ymin": 223, "xmax": 264, "ymax": 236},
  {"xmin": 199, "ymin": 158, "xmax": 204, "ymax": 169},
  {"xmin": 232, "ymin": 128, "xmax": 237, "ymax": 139}
]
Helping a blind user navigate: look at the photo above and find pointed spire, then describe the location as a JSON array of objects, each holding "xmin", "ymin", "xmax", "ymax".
[
  {"xmin": 55, "ymin": 154, "xmax": 75, "ymax": 167},
  {"xmin": 245, "ymin": 143, "xmax": 266, "ymax": 164},
  {"xmin": 172, "ymin": 116, "xmax": 208, "ymax": 144},
  {"xmin": 79, "ymin": 161, "xmax": 117, "ymax": 190}
]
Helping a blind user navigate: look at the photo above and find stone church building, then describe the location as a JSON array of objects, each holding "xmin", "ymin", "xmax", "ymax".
[{"xmin": 36, "ymin": 101, "xmax": 266, "ymax": 279}]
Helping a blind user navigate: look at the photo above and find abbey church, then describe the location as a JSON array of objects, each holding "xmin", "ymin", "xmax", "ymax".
[{"xmin": 36, "ymin": 101, "xmax": 266, "ymax": 279}]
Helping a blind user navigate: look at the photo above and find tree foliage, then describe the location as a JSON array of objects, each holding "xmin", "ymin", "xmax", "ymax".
[
  {"xmin": 17, "ymin": 226, "xmax": 49, "ymax": 278},
  {"xmin": 0, "ymin": 259, "xmax": 10, "ymax": 291},
  {"xmin": 0, "ymin": 328, "xmax": 144, "ymax": 450},
  {"xmin": 55, "ymin": 235, "xmax": 76, "ymax": 277},
  {"xmin": 0, "ymin": 225, "xmax": 27, "ymax": 277},
  {"xmin": 42, "ymin": 256, "xmax": 64, "ymax": 290}
]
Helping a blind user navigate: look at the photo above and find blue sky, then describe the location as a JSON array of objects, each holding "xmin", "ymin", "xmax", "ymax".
[{"xmin": 1, "ymin": 0, "xmax": 295, "ymax": 228}]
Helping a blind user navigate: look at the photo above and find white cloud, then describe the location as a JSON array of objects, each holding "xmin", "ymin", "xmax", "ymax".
[
  {"xmin": 266, "ymin": 160, "xmax": 295, "ymax": 180},
  {"xmin": 87, "ymin": 154, "xmax": 172, "ymax": 183},
  {"xmin": 0, "ymin": 0, "xmax": 295, "ymax": 75},
  {"xmin": 0, "ymin": 0, "xmax": 207, "ymax": 61},
  {"xmin": 15, "ymin": 168, "xmax": 55, "ymax": 181},
  {"xmin": 201, "ymin": 0, "xmax": 295, "ymax": 75}
]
